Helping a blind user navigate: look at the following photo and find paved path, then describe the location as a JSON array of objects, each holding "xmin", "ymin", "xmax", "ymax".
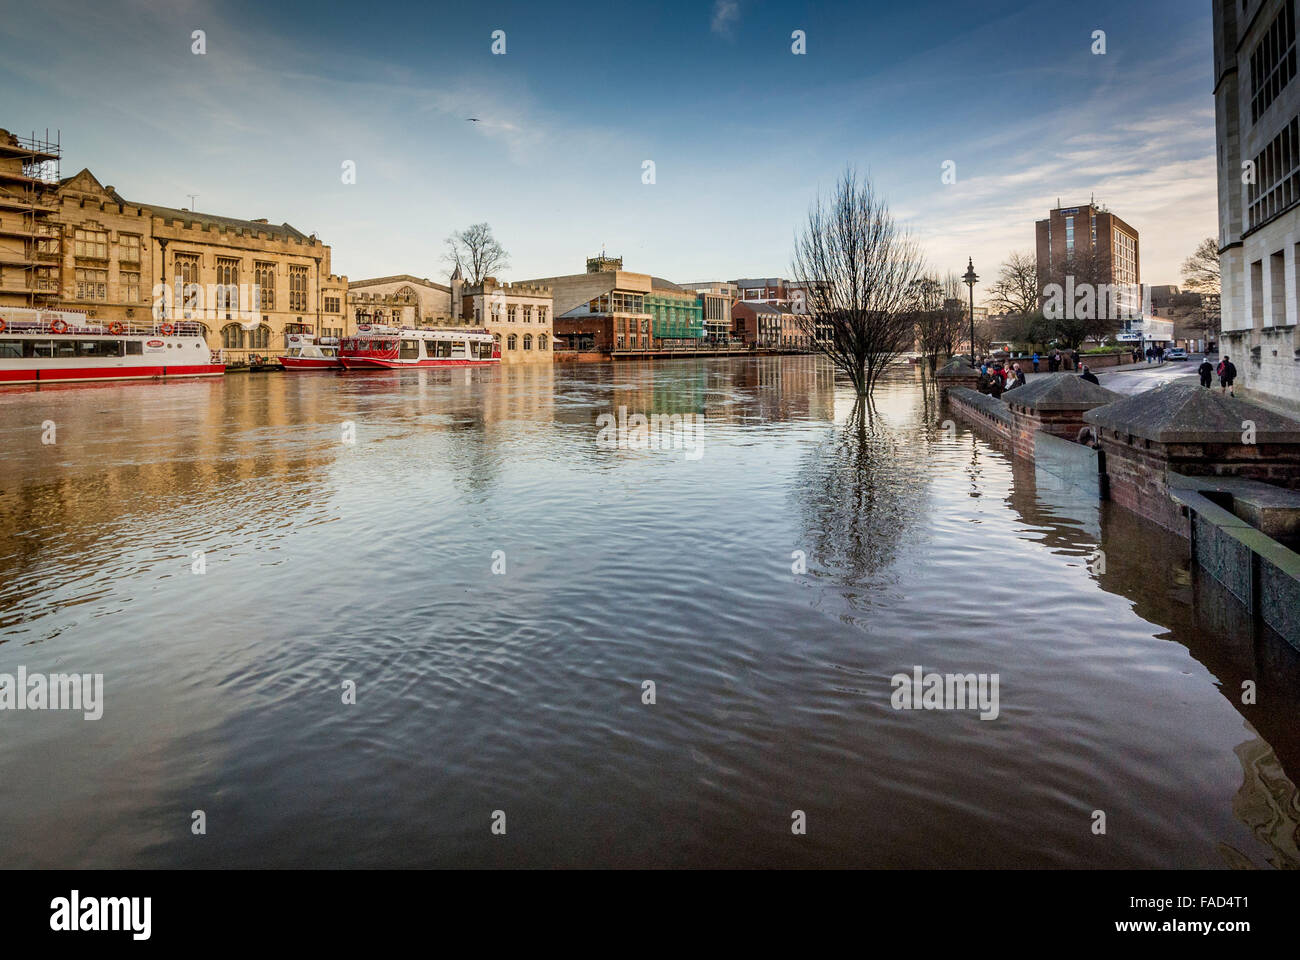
[{"xmin": 1018, "ymin": 360, "xmax": 1197, "ymax": 396}]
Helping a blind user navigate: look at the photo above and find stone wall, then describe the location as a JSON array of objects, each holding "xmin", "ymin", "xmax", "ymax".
[{"xmin": 946, "ymin": 388, "xmax": 1012, "ymax": 442}]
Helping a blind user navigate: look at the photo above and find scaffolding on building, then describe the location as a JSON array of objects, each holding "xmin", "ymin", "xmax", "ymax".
[{"xmin": 0, "ymin": 129, "xmax": 63, "ymax": 309}]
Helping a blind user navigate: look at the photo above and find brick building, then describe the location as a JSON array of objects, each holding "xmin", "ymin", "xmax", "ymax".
[
  {"xmin": 1035, "ymin": 201, "xmax": 1141, "ymax": 318},
  {"xmin": 519, "ymin": 255, "xmax": 654, "ymax": 352}
]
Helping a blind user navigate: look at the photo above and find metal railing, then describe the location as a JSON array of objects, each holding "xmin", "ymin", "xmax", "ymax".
[{"xmin": 0, "ymin": 315, "xmax": 208, "ymax": 337}]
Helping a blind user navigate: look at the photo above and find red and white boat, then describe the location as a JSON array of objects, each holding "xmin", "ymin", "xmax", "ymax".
[
  {"xmin": 0, "ymin": 308, "xmax": 224, "ymax": 386},
  {"xmin": 278, "ymin": 323, "xmax": 342, "ymax": 370},
  {"xmin": 339, "ymin": 324, "xmax": 500, "ymax": 369}
]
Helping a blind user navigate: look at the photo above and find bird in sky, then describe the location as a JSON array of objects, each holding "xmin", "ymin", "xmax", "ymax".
[{"xmin": 465, "ymin": 118, "xmax": 480, "ymax": 122}]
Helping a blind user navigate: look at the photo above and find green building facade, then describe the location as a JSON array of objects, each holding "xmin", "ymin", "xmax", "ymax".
[{"xmin": 645, "ymin": 290, "xmax": 704, "ymax": 340}]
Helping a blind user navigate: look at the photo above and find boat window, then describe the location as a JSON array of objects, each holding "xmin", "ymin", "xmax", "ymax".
[
  {"xmin": 28, "ymin": 340, "xmax": 55, "ymax": 358},
  {"xmin": 434, "ymin": 340, "xmax": 452, "ymax": 358},
  {"xmin": 287, "ymin": 347, "xmax": 301, "ymax": 357},
  {"xmin": 476, "ymin": 341, "xmax": 493, "ymax": 359},
  {"xmin": 320, "ymin": 348, "xmax": 336, "ymax": 357},
  {"xmin": 54, "ymin": 339, "xmax": 77, "ymax": 357},
  {"xmin": 400, "ymin": 339, "xmax": 420, "ymax": 360},
  {"xmin": 452, "ymin": 341, "xmax": 467, "ymax": 355},
  {"xmin": 126, "ymin": 340, "xmax": 143, "ymax": 355},
  {"xmin": 78, "ymin": 340, "xmax": 125, "ymax": 357},
  {"xmin": 0, "ymin": 340, "xmax": 22, "ymax": 359}
]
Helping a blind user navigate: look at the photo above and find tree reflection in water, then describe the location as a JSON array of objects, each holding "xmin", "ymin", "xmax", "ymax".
[{"xmin": 796, "ymin": 397, "xmax": 928, "ymax": 588}]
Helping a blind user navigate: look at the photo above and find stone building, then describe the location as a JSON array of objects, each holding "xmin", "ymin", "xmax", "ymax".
[
  {"xmin": 346, "ymin": 274, "xmax": 453, "ymax": 328},
  {"xmin": 460, "ymin": 276, "xmax": 554, "ymax": 363},
  {"xmin": 1213, "ymin": 0, "xmax": 1300, "ymax": 405},
  {"xmin": 1148, "ymin": 284, "xmax": 1216, "ymax": 350},
  {"xmin": 0, "ymin": 129, "xmax": 348, "ymax": 363}
]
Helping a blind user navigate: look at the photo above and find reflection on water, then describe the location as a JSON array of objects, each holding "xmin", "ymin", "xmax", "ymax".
[{"xmin": 0, "ymin": 358, "xmax": 1296, "ymax": 868}]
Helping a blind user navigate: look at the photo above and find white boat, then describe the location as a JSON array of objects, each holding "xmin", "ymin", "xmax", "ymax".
[
  {"xmin": 0, "ymin": 308, "xmax": 223, "ymax": 386},
  {"xmin": 339, "ymin": 324, "xmax": 500, "ymax": 369},
  {"xmin": 278, "ymin": 323, "xmax": 342, "ymax": 370}
]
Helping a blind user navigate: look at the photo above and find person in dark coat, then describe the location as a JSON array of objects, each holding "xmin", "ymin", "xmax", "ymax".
[
  {"xmin": 1198, "ymin": 357, "xmax": 1214, "ymax": 388},
  {"xmin": 1079, "ymin": 364, "xmax": 1099, "ymax": 385},
  {"xmin": 1218, "ymin": 356, "xmax": 1237, "ymax": 396},
  {"xmin": 1048, "ymin": 351, "xmax": 1060, "ymax": 373}
]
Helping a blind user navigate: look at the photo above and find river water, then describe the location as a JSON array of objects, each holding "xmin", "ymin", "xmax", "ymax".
[{"xmin": 0, "ymin": 357, "xmax": 1297, "ymax": 868}]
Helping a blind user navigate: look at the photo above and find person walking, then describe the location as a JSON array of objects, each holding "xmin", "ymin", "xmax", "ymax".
[
  {"xmin": 1198, "ymin": 357, "xmax": 1214, "ymax": 388},
  {"xmin": 1079, "ymin": 363, "xmax": 1099, "ymax": 385},
  {"xmin": 1031, "ymin": 351, "xmax": 1040, "ymax": 373},
  {"xmin": 1218, "ymin": 355, "xmax": 1237, "ymax": 396}
]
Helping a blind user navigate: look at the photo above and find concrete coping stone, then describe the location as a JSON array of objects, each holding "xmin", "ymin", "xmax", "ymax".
[
  {"xmin": 1084, "ymin": 381, "xmax": 1300, "ymax": 443},
  {"xmin": 948, "ymin": 387, "xmax": 1013, "ymax": 425},
  {"xmin": 935, "ymin": 356, "xmax": 979, "ymax": 378},
  {"xmin": 1004, "ymin": 372, "xmax": 1122, "ymax": 412},
  {"xmin": 1169, "ymin": 472, "xmax": 1300, "ymax": 510},
  {"xmin": 1173, "ymin": 489, "xmax": 1300, "ymax": 579}
]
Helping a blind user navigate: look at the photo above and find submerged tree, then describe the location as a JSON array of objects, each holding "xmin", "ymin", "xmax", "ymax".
[
  {"xmin": 791, "ymin": 169, "xmax": 925, "ymax": 396},
  {"xmin": 911, "ymin": 272, "xmax": 967, "ymax": 372},
  {"xmin": 443, "ymin": 223, "xmax": 510, "ymax": 285}
]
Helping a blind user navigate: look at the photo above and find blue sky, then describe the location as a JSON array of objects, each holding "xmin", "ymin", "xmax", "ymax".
[{"xmin": 1, "ymin": 0, "xmax": 1216, "ymax": 299}]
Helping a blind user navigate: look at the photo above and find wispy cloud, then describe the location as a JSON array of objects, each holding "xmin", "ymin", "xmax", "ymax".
[{"xmin": 711, "ymin": 0, "xmax": 741, "ymax": 38}]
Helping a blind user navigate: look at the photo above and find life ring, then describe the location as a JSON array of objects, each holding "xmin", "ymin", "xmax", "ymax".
[
  {"xmin": 50, "ymin": 319, "xmax": 69, "ymax": 334},
  {"xmin": 159, "ymin": 322, "xmax": 175, "ymax": 336},
  {"xmin": 0, "ymin": 319, "xmax": 6, "ymax": 334},
  {"xmin": 108, "ymin": 321, "xmax": 124, "ymax": 335}
]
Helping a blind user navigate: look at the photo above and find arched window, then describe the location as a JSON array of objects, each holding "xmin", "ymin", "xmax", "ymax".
[
  {"xmin": 507, "ymin": 333, "xmax": 517, "ymax": 350},
  {"xmin": 250, "ymin": 324, "xmax": 271, "ymax": 349},
  {"xmin": 538, "ymin": 334, "xmax": 548, "ymax": 350},
  {"xmin": 523, "ymin": 334, "xmax": 533, "ymax": 350},
  {"xmin": 221, "ymin": 323, "xmax": 243, "ymax": 349}
]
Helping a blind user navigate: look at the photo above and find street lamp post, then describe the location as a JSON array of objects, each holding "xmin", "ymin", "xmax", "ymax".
[{"xmin": 962, "ymin": 258, "xmax": 979, "ymax": 368}]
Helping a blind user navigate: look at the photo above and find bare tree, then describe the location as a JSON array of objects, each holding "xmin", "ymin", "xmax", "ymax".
[
  {"xmin": 442, "ymin": 223, "xmax": 510, "ymax": 285},
  {"xmin": 911, "ymin": 273, "xmax": 966, "ymax": 372},
  {"xmin": 1181, "ymin": 237, "xmax": 1221, "ymax": 294},
  {"xmin": 790, "ymin": 169, "xmax": 925, "ymax": 397},
  {"xmin": 1041, "ymin": 245, "xmax": 1120, "ymax": 348},
  {"xmin": 988, "ymin": 251, "xmax": 1050, "ymax": 349},
  {"xmin": 988, "ymin": 251, "xmax": 1039, "ymax": 317}
]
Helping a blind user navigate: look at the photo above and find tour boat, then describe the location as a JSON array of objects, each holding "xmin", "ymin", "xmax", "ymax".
[
  {"xmin": 0, "ymin": 308, "xmax": 224, "ymax": 385},
  {"xmin": 339, "ymin": 324, "xmax": 500, "ymax": 369},
  {"xmin": 278, "ymin": 324, "xmax": 342, "ymax": 370}
]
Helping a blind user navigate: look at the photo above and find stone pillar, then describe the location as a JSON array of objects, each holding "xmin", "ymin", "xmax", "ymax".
[
  {"xmin": 1084, "ymin": 382, "xmax": 1300, "ymax": 534},
  {"xmin": 934, "ymin": 356, "xmax": 981, "ymax": 398},
  {"xmin": 1003, "ymin": 373, "xmax": 1121, "ymax": 461}
]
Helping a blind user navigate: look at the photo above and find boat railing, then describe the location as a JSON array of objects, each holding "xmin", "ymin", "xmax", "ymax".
[{"xmin": 0, "ymin": 318, "xmax": 209, "ymax": 337}]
